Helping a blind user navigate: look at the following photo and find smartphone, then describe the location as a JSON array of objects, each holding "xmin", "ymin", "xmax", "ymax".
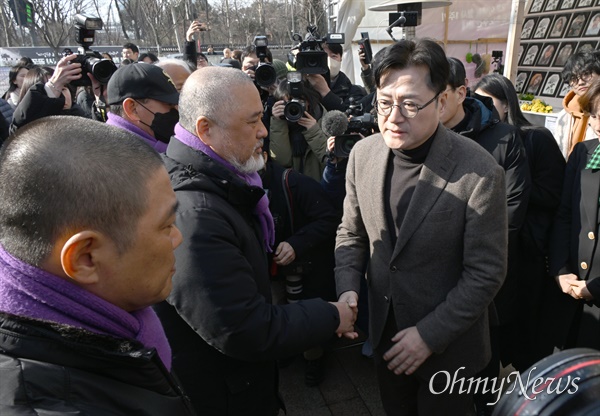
[{"xmin": 358, "ymin": 32, "xmax": 373, "ymax": 65}]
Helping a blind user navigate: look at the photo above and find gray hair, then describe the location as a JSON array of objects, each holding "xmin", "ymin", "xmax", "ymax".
[
  {"xmin": 0, "ymin": 116, "xmax": 164, "ymax": 266},
  {"xmin": 155, "ymin": 58, "xmax": 193, "ymax": 74},
  {"xmin": 179, "ymin": 66, "xmax": 254, "ymax": 132}
]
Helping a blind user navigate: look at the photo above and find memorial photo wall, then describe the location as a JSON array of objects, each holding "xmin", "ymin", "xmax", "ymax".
[{"xmin": 517, "ymin": 0, "xmax": 600, "ymax": 97}]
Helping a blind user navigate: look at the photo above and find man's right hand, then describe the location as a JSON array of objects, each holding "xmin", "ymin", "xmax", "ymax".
[
  {"xmin": 272, "ymin": 100, "xmax": 285, "ymax": 119},
  {"xmin": 331, "ymin": 291, "xmax": 359, "ymax": 339},
  {"xmin": 358, "ymin": 48, "xmax": 369, "ymax": 71}
]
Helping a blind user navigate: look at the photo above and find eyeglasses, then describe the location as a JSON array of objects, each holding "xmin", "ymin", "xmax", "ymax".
[
  {"xmin": 376, "ymin": 93, "xmax": 440, "ymax": 118},
  {"xmin": 568, "ymin": 71, "xmax": 594, "ymax": 86}
]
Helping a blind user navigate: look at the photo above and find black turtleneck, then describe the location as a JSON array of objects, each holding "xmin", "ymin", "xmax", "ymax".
[{"xmin": 384, "ymin": 130, "xmax": 437, "ymax": 247}]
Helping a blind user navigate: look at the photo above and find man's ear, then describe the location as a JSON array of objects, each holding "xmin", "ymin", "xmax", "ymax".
[
  {"xmin": 437, "ymin": 92, "xmax": 447, "ymax": 116},
  {"xmin": 195, "ymin": 116, "xmax": 213, "ymax": 147},
  {"xmin": 60, "ymin": 231, "xmax": 105, "ymax": 286},
  {"xmin": 122, "ymin": 98, "xmax": 140, "ymax": 121},
  {"xmin": 457, "ymin": 85, "xmax": 468, "ymax": 105}
]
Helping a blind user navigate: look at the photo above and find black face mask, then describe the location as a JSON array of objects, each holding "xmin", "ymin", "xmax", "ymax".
[
  {"xmin": 136, "ymin": 100, "xmax": 179, "ymax": 143},
  {"xmin": 150, "ymin": 108, "xmax": 179, "ymax": 143}
]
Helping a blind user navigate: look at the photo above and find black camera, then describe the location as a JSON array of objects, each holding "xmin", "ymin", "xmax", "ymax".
[
  {"xmin": 334, "ymin": 113, "xmax": 376, "ymax": 158},
  {"xmin": 70, "ymin": 14, "xmax": 116, "ymax": 87},
  {"xmin": 253, "ymin": 35, "xmax": 277, "ymax": 88},
  {"xmin": 291, "ymin": 25, "xmax": 344, "ymax": 75},
  {"xmin": 283, "ymin": 72, "xmax": 305, "ymax": 122}
]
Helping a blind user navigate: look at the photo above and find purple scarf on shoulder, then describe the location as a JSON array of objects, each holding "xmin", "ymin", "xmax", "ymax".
[
  {"xmin": 173, "ymin": 123, "xmax": 275, "ymax": 252},
  {"xmin": 0, "ymin": 245, "xmax": 172, "ymax": 370}
]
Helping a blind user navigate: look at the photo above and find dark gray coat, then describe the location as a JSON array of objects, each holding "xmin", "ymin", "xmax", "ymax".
[{"xmin": 335, "ymin": 125, "xmax": 507, "ymax": 377}]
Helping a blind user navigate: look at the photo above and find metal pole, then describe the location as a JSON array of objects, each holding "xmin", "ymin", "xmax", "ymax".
[{"xmin": 504, "ymin": 0, "xmax": 526, "ymax": 82}]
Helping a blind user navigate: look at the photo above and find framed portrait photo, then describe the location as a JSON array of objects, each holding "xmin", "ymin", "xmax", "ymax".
[
  {"xmin": 521, "ymin": 17, "xmax": 538, "ymax": 39},
  {"xmin": 566, "ymin": 12, "xmax": 590, "ymax": 37},
  {"xmin": 529, "ymin": 0, "xmax": 547, "ymax": 13},
  {"xmin": 553, "ymin": 42, "xmax": 577, "ymax": 67},
  {"xmin": 515, "ymin": 71, "xmax": 531, "ymax": 94},
  {"xmin": 536, "ymin": 43, "xmax": 559, "ymax": 67},
  {"xmin": 584, "ymin": 12, "xmax": 600, "ymax": 36},
  {"xmin": 576, "ymin": 0, "xmax": 594, "ymax": 7},
  {"xmin": 526, "ymin": 72, "xmax": 546, "ymax": 96},
  {"xmin": 545, "ymin": 0, "xmax": 561, "ymax": 10},
  {"xmin": 521, "ymin": 44, "xmax": 541, "ymax": 66},
  {"xmin": 557, "ymin": 82, "xmax": 570, "ymax": 98},
  {"xmin": 540, "ymin": 73, "xmax": 562, "ymax": 97},
  {"xmin": 576, "ymin": 40, "xmax": 598, "ymax": 53},
  {"xmin": 560, "ymin": 0, "xmax": 576, "ymax": 8},
  {"xmin": 533, "ymin": 17, "xmax": 553, "ymax": 39},
  {"xmin": 549, "ymin": 15, "xmax": 569, "ymax": 37}
]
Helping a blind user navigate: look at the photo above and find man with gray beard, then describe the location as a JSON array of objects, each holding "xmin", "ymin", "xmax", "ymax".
[{"xmin": 153, "ymin": 67, "xmax": 357, "ymax": 416}]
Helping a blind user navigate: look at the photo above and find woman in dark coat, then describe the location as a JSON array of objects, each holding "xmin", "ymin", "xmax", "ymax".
[
  {"xmin": 475, "ymin": 74, "xmax": 566, "ymax": 370},
  {"xmin": 11, "ymin": 54, "xmax": 88, "ymax": 132},
  {"xmin": 549, "ymin": 78, "xmax": 600, "ymax": 351}
]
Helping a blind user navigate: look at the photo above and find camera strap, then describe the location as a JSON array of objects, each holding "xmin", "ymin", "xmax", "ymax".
[{"xmin": 281, "ymin": 168, "xmax": 295, "ymax": 234}]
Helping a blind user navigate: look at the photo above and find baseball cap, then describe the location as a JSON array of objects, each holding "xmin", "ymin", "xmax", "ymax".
[{"xmin": 107, "ymin": 62, "xmax": 179, "ymax": 105}]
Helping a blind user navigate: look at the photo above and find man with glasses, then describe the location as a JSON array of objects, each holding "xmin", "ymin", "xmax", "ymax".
[
  {"xmin": 554, "ymin": 50, "xmax": 600, "ymax": 159},
  {"xmin": 334, "ymin": 39, "xmax": 508, "ymax": 415}
]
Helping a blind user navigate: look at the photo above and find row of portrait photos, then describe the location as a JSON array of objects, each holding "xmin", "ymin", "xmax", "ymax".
[
  {"xmin": 522, "ymin": 11, "xmax": 600, "ymax": 40},
  {"xmin": 529, "ymin": 0, "xmax": 600, "ymax": 14}
]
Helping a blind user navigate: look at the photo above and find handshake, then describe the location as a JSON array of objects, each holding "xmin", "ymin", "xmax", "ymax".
[{"xmin": 330, "ymin": 290, "xmax": 359, "ymax": 339}]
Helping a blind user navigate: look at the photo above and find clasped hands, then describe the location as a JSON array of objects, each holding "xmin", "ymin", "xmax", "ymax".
[{"xmin": 556, "ymin": 273, "xmax": 593, "ymax": 301}]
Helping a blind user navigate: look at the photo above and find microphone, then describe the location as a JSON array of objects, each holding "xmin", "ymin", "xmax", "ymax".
[{"xmin": 321, "ymin": 110, "xmax": 349, "ymax": 137}]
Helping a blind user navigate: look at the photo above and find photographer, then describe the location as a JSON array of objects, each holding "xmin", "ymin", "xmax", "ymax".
[
  {"xmin": 270, "ymin": 78, "xmax": 329, "ymax": 182},
  {"xmin": 182, "ymin": 20, "xmax": 209, "ymax": 70},
  {"xmin": 11, "ymin": 56, "xmax": 88, "ymax": 132},
  {"xmin": 261, "ymin": 150, "xmax": 339, "ymax": 385},
  {"xmin": 306, "ymin": 42, "xmax": 366, "ymax": 113}
]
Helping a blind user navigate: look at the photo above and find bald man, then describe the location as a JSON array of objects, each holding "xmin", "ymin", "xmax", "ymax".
[{"xmin": 153, "ymin": 67, "xmax": 357, "ymax": 415}]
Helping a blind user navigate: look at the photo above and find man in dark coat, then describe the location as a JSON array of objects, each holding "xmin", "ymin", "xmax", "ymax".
[
  {"xmin": 306, "ymin": 42, "xmax": 367, "ymax": 113},
  {"xmin": 335, "ymin": 39, "xmax": 507, "ymax": 416},
  {"xmin": 0, "ymin": 117, "xmax": 194, "ymax": 415},
  {"xmin": 153, "ymin": 66, "xmax": 357, "ymax": 416}
]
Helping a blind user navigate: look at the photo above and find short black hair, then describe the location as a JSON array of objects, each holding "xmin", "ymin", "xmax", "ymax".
[
  {"xmin": 0, "ymin": 116, "xmax": 164, "ymax": 266},
  {"xmin": 447, "ymin": 57, "xmax": 467, "ymax": 89},
  {"xmin": 325, "ymin": 43, "xmax": 343, "ymax": 57},
  {"xmin": 241, "ymin": 44, "xmax": 272, "ymax": 63},
  {"xmin": 562, "ymin": 50, "xmax": 600, "ymax": 84},
  {"xmin": 123, "ymin": 43, "xmax": 139, "ymax": 54},
  {"xmin": 374, "ymin": 38, "xmax": 449, "ymax": 95},
  {"xmin": 139, "ymin": 52, "xmax": 159, "ymax": 63}
]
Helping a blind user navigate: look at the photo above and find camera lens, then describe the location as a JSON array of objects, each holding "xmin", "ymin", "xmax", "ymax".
[
  {"xmin": 90, "ymin": 58, "xmax": 117, "ymax": 84},
  {"xmin": 284, "ymin": 100, "xmax": 304, "ymax": 122},
  {"xmin": 255, "ymin": 63, "xmax": 277, "ymax": 87}
]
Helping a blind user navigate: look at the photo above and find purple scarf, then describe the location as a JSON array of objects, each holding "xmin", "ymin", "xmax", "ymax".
[
  {"xmin": 0, "ymin": 245, "xmax": 172, "ymax": 370},
  {"xmin": 173, "ymin": 123, "xmax": 275, "ymax": 252},
  {"xmin": 106, "ymin": 113, "xmax": 168, "ymax": 153}
]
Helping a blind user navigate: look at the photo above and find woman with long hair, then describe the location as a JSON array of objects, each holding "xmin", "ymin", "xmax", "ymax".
[
  {"xmin": 474, "ymin": 73, "xmax": 566, "ymax": 371},
  {"xmin": 2, "ymin": 64, "xmax": 30, "ymax": 108}
]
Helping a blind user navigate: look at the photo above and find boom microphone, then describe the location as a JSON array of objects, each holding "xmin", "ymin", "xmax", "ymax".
[{"xmin": 321, "ymin": 110, "xmax": 349, "ymax": 137}]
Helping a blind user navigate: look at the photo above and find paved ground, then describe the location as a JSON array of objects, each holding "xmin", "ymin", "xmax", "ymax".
[{"xmin": 278, "ymin": 333, "xmax": 385, "ymax": 416}]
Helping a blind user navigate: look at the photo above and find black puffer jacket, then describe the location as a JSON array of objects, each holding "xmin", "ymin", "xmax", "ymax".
[
  {"xmin": 321, "ymin": 71, "xmax": 367, "ymax": 113},
  {"xmin": 155, "ymin": 138, "xmax": 341, "ymax": 415},
  {"xmin": 453, "ymin": 96, "xmax": 531, "ymax": 325},
  {"xmin": 0, "ymin": 312, "xmax": 196, "ymax": 415}
]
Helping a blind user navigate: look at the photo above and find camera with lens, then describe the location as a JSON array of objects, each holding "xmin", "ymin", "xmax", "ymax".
[
  {"xmin": 334, "ymin": 113, "xmax": 376, "ymax": 158},
  {"xmin": 69, "ymin": 14, "xmax": 117, "ymax": 87},
  {"xmin": 252, "ymin": 35, "xmax": 277, "ymax": 88},
  {"xmin": 283, "ymin": 72, "xmax": 305, "ymax": 122},
  {"xmin": 290, "ymin": 25, "xmax": 344, "ymax": 75}
]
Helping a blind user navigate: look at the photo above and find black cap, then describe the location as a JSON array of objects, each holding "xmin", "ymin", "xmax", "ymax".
[{"xmin": 107, "ymin": 63, "xmax": 179, "ymax": 105}]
